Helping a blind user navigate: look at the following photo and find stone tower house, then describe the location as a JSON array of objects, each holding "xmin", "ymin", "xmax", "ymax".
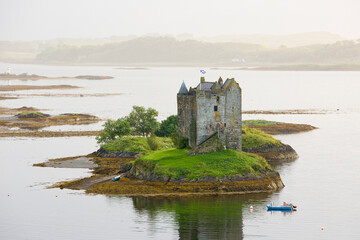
[{"xmin": 177, "ymin": 77, "xmax": 242, "ymax": 152}]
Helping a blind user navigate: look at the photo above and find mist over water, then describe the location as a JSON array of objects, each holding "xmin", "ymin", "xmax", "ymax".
[{"xmin": 0, "ymin": 64, "xmax": 360, "ymax": 239}]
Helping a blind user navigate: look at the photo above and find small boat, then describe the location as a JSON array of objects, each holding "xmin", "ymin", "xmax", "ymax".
[
  {"xmin": 267, "ymin": 202, "xmax": 297, "ymax": 211},
  {"xmin": 112, "ymin": 175, "xmax": 121, "ymax": 182}
]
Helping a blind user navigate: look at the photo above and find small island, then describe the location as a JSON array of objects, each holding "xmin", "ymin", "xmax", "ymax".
[
  {"xmin": 33, "ymin": 77, "xmax": 318, "ymax": 197},
  {"xmin": 0, "ymin": 72, "xmax": 113, "ymax": 80},
  {"xmin": 0, "ymin": 111, "xmax": 100, "ymax": 130},
  {"xmin": 42, "ymin": 130, "xmax": 285, "ymax": 196},
  {"xmin": 243, "ymin": 119, "xmax": 317, "ymax": 135},
  {"xmin": 0, "ymin": 85, "xmax": 79, "ymax": 91}
]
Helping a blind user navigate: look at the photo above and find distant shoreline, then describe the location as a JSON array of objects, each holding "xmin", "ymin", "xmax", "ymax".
[
  {"xmin": 0, "ymin": 73, "xmax": 113, "ymax": 80},
  {"xmin": 2, "ymin": 61, "xmax": 360, "ymax": 71},
  {"xmin": 212, "ymin": 64, "xmax": 360, "ymax": 71}
]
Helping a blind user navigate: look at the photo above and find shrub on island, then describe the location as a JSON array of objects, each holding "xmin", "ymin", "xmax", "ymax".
[{"xmin": 101, "ymin": 136, "xmax": 174, "ymax": 154}]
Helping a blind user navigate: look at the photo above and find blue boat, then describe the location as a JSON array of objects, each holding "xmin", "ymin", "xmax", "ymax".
[
  {"xmin": 267, "ymin": 202, "xmax": 297, "ymax": 211},
  {"xmin": 112, "ymin": 175, "xmax": 121, "ymax": 182}
]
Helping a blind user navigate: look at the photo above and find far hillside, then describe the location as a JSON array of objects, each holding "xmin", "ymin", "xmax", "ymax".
[
  {"xmin": 1, "ymin": 32, "xmax": 360, "ymax": 68},
  {"xmin": 35, "ymin": 37, "xmax": 360, "ymax": 66}
]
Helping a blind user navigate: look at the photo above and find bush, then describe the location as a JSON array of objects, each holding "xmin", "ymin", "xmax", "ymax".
[
  {"xmin": 170, "ymin": 132, "xmax": 178, "ymax": 146},
  {"xmin": 101, "ymin": 136, "xmax": 175, "ymax": 153},
  {"xmin": 147, "ymin": 133, "xmax": 159, "ymax": 150},
  {"xmin": 171, "ymin": 133, "xmax": 189, "ymax": 149},
  {"xmin": 177, "ymin": 136, "xmax": 189, "ymax": 149},
  {"xmin": 101, "ymin": 136, "xmax": 151, "ymax": 153}
]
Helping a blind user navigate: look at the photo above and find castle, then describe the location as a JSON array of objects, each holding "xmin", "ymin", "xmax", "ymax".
[{"xmin": 177, "ymin": 77, "xmax": 242, "ymax": 153}]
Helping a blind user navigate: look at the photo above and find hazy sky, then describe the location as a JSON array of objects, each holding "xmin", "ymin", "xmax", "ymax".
[{"xmin": 0, "ymin": 0, "xmax": 359, "ymax": 41}]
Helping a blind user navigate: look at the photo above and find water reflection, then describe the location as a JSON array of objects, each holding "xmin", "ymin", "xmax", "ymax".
[{"xmin": 130, "ymin": 193, "xmax": 273, "ymax": 240}]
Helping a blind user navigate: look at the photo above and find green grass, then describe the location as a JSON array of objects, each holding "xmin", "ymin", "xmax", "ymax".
[
  {"xmin": 101, "ymin": 127, "xmax": 281, "ymax": 154},
  {"xmin": 242, "ymin": 126, "xmax": 282, "ymax": 151},
  {"xmin": 243, "ymin": 120, "xmax": 280, "ymax": 126},
  {"xmin": 138, "ymin": 148, "xmax": 270, "ymax": 180},
  {"xmin": 101, "ymin": 136, "xmax": 174, "ymax": 153}
]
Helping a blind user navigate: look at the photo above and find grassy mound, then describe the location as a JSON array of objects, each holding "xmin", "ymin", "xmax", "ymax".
[
  {"xmin": 242, "ymin": 126, "xmax": 282, "ymax": 151},
  {"xmin": 243, "ymin": 119, "xmax": 316, "ymax": 135},
  {"xmin": 101, "ymin": 136, "xmax": 174, "ymax": 153},
  {"xmin": 17, "ymin": 112, "xmax": 49, "ymax": 118},
  {"xmin": 136, "ymin": 149, "xmax": 270, "ymax": 180},
  {"xmin": 243, "ymin": 120, "xmax": 280, "ymax": 126}
]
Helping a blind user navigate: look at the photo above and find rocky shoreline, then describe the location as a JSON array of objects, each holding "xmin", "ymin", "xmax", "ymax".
[
  {"xmin": 36, "ymin": 145, "xmax": 289, "ymax": 196},
  {"xmin": 42, "ymin": 154, "xmax": 284, "ymax": 196},
  {"xmin": 245, "ymin": 143, "xmax": 298, "ymax": 163},
  {"xmin": 93, "ymin": 147, "xmax": 143, "ymax": 159},
  {"xmin": 86, "ymin": 176, "xmax": 284, "ymax": 196}
]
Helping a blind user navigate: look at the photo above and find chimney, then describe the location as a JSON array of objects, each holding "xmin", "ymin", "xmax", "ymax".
[{"xmin": 200, "ymin": 76, "xmax": 205, "ymax": 83}]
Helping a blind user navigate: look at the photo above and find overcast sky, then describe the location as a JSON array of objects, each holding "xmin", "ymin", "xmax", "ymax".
[{"xmin": 0, "ymin": 0, "xmax": 359, "ymax": 41}]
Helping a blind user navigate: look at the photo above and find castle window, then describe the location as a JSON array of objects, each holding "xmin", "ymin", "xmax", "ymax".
[
  {"xmin": 216, "ymin": 96, "xmax": 220, "ymax": 103},
  {"xmin": 214, "ymin": 106, "xmax": 218, "ymax": 111}
]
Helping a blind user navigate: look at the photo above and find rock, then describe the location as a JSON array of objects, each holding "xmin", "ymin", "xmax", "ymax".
[{"xmin": 93, "ymin": 147, "xmax": 141, "ymax": 159}]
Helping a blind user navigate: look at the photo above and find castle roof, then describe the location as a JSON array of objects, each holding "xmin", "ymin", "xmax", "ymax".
[
  {"xmin": 196, "ymin": 82, "xmax": 215, "ymax": 92},
  {"xmin": 222, "ymin": 79, "xmax": 232, "ymax": 90},
  {"xmin": 178, "ymin": 81, "xmax": 189, "ymax": 94}
]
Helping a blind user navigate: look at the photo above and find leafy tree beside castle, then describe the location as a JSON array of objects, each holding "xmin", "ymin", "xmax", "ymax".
[
  {"xmin": 127, "ymin": 106, "xmax": 159, "ymax": 137},
  {"xmin": 96, "ymin": 106, "xmax": 159, "ymax": 144},
  {"xmin": 155, "ymin": 115, "xmax": 177, "ymax": 137},
  {"xmin": 96, "ymin": 118, "xmax": 131, "ymax": 143}
]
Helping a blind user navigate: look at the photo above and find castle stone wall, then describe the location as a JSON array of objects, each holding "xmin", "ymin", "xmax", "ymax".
[
  {"xmin": 196, "ymin": 92, "xmax": 226, "ymax": 145},
  {"xmin": 224, "ymin": 81, "xmax": 242, "ymax": 151},
  {"xmin": 177, "ymin": 94, "xmax": 196, "ymax": 146}
]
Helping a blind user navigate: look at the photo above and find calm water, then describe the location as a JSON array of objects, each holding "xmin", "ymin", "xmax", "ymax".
[{"xmin": 0, "ymin": 63, "xmax": 360, "ymax": 239}]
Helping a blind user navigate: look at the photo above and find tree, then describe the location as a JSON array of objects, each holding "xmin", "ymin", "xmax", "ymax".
[
  {"xmin": 127, "ymin": 106, "xmax": 159, "ymax": 137},
  {"xmin": 96, "ymin": 118, "xmax": 131, "ymax": 143},
  {"xmin": 155, "ymin": 115, "xmax": 178, "ymax": 137}
]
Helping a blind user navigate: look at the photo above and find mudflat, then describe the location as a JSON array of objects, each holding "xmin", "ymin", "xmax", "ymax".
[
  {"xmin": 0, "ymin": 73, "xmax": 113, "ymax": 80},
  {"xmin": 0, "ymin": 85, "xmax": 80, "ymax": 91}
]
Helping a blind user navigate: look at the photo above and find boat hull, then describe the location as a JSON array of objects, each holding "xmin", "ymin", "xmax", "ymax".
[
  {"xmin": 112, "ymin": 176, "xmax": 121, "ymax": 182},
  {"xmin": 267, "ymin": 206, "xmax": 293, "ymax": 211}
]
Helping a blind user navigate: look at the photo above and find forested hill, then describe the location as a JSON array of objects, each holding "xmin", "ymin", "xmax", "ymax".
[
  {"xmin": 35, "ymin": 37, "xmax": 264, "ymax": 64},
  {"xmin": 35, "ymin": 37, "xmax": 360, "ymax": 66}
]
